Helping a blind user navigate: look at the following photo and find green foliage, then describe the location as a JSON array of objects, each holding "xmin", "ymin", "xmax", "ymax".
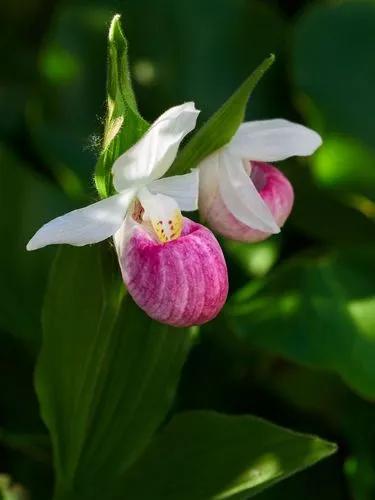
[
  {"xmin": 224, "ymin": 238, "xmax": 281, "ymax": 278},
  {"xmin": 169, "ymin": 55, "xmax": 275, "ymax": 176},
  {"xmin": 94, "ymin": 15, "xmax": 149, "ymax": 198},
  {"xmin": 120, "ymin": 411, "xmax": 336, "ymax": 500},
  {"xmin": 0, "ymin": 146, "xmax": 72, "ymax": 344},
  {"xmin": 312, "ymin": 136, "xmax": 375, "ymax": 202},
  {"xmin": 0, "ymin": 474, "xmax": 28, "ymax": 500},
  {"xmin": 227, "ymin": 247, "xmax": 375, "ymax": 399},
  {"xmin": 35, "ymin": 245, "xmax": 193, "ymax": 498},
  {"xmin": 286, "ymin": 165, "xmax": 375, "ymax": 246},
  {"xmin": 36, "ymin": 245, "xmax": 336, "ymax": 498}
]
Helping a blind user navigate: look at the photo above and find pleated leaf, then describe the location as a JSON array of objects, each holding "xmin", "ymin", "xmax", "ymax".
[{"xmin": 35, "ymin": 245, "xmax": 193, "ymax": 499}]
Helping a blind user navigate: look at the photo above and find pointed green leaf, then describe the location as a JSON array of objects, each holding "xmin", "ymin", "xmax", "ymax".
[
  {"xmin": 35, "ymin": 245, "xmax": 194, "ymax": 498},
  {"xmin": 94, "ymin": 15, "xmax": 149, "ymax": 199},
  {"xmin": 119, "ymin": 411, "xmax": 336, "ymax": 500},
  {"xmin": 168, "ymin": 55, "xmax": 275, "ymax": 177}
]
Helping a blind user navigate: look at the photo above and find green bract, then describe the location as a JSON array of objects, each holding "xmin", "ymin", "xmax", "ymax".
[
  {"xmin": 94, "ymin": 15, "xmax": 149, "ymax": 199},
  {"xmin": 169, "ymin": 54, "xmax": 275, "ymax": 177}
]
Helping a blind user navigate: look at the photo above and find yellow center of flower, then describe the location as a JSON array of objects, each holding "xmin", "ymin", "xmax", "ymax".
[
  {"xmin": 151, "ymin": 209, "xmax": 183, "ymax": 243},
  {"xmin": 132, "ymin": 197, "xmax": 183, "ymax": 243}
]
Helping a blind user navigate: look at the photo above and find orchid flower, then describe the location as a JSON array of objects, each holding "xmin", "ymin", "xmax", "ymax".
[
  {"xmin": 27, "ymin": 102, "xmax": 228, "ymax": 327},
  {"xmin": 27, "ymin": 103, "xmax": 200, "ymax": 251},
  {"xmin": 198, "ymin": 119, "xmax": 322, "ymax": 242}
]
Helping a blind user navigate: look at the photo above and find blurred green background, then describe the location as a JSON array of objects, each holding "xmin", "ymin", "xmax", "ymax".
[{"xmin": 1, "ymin": 0, "xmax": 375, "ymax": 498}]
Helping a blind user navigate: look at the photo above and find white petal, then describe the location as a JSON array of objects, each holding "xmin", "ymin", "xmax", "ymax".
[
  {"xmin": 148, "ymin": 170, "xmax": 199, "ymax": 211},
  {"xmin": 218, "ymin": 151, "xmax": 280, "ymax": 233},
  {"xmin": 228, "ymin": 119, "xmax": 322, "ymax": 162},
  {"xmin": 112, "ymin": 102, "xmax": 200, "ymax": 191},
  {"xmin": 197, "ymin": 152, "xmax": 221, "ymax": 217},
  {"xmin": 113, "ymin": 215, "xmax": 137, "ymax": 259},
  {"xmin": 26, "ymin": 189, "xmax": 136, "ymax": 251},
  {"xmin": 137, "ymin": 187, "xmax": 183, "ymax": 242}
]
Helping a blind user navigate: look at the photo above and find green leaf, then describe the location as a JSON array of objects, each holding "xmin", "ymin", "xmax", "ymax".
[
  {"xmin": 168, "ymin": 54, "xmax": 275, "ymax": 177},
  {"xmin": 227, "ymin": 247, "xmax": 375, "ymax": 399},
  {"xmin": 94, "ymin": 15, "xmax": 149, "ymax": 199},
  {"xmin": 119, "ymin": 411, "xmax": 336, "ymax": 500},
  {"xmin": 0, "ymin": 146, "xmax": 72, "ymax": 344},
  {"xmin": 35, "ymin": 245, "xmax": 194, "ymax": 498}
]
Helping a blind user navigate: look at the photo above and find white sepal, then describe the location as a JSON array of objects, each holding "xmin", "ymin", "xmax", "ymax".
[
  {"xmin": 112, "ymin": 102, "xmax": 200, "ymax": 191},
  {"xmin": 218, "ymin": 152, "xmax": 280, "ymax": 234},
  {"xmin": 26, "ymin": 189, "xmax": 136, "ymax": 250},
  {"xmin": 148, "ymin": 170, "xmax": 199, "ymax": 211},
  {"xmin": 229, "ymin": 119, "xmax": 322, "ymax": 162}
]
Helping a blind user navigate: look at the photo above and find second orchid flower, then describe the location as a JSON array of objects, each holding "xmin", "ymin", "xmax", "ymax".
[{"xmin": 198, "ymin": 119, "xmax": 322, "ymax": 242}]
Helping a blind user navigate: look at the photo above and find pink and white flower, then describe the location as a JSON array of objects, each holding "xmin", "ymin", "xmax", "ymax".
[
  {"xmin": 27, "ymin": 102, "xmax": 228, "ymax": 326},
  {"xmin": 118, "ymin": 218, "xmax": 228, "ymax": 327},
  {"xmin": 198, "ymin": 119, "xmax": 322, "ymax": 242}
]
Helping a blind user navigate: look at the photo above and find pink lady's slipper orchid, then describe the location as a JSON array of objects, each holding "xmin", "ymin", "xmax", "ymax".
[
  {"xmin": 198, "ymin": 119, "xmax": 322, "ymax": 242},
  {"xmin": 27, "ymin": 103, "xmax": 228, "ymax": 327}
]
